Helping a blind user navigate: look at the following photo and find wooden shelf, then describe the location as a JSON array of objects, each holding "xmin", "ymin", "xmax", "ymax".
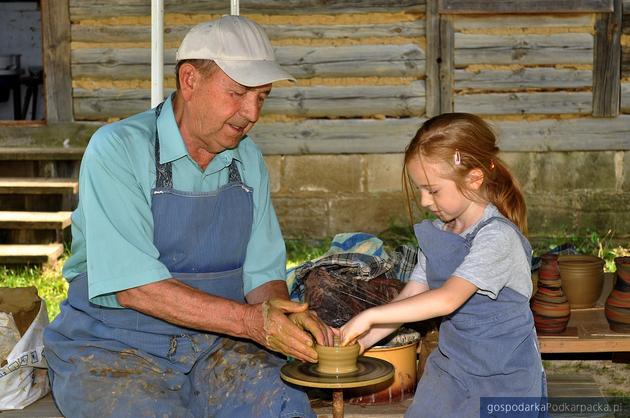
[{"xmin": 538, "ymin": 273, "xmax": 630, "ymax": 353}]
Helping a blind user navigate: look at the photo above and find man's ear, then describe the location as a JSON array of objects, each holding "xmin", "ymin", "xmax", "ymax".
[
  {"xmin": 178, "ymin": 63, "xmax": 197, "ymax": 101},
  {"xmin": 466, "ymin": 168, "xmax": 484, "ymax": 191}
]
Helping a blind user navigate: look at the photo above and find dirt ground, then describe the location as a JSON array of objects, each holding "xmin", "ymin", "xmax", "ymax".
[{"xmin": 544, "ymin": 360, "xmax": 630, "ymax": 397}]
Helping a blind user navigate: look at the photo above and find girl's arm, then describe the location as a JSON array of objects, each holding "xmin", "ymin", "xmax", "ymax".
[
  {"xmin": 340, "ymin": 276, "xmax": 477, "ymax": 346},
  {"xmin": 355, "ymin": 280, "xmax": 429, "ymax": 352}
]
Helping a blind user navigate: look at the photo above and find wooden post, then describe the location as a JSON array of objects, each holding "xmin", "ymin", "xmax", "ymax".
[
  {"xmin": 332, "ymin": 389, "xmax": 344, "ymax": 418},
  {"xmin": 593, "ymin": 0, "xmax": 622, "ymax": 117},
  {"xmin": 41, "ymin": 0, "xmax": 73, "ymax": 122},
  {"xmin": 426, "ymin": 0, "xmax": 441, "ymax": 117},
  {"xmin": 439, "ymin": 15, "xmax": 454, "ymax": 113}
]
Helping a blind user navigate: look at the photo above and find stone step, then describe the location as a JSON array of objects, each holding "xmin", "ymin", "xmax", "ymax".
[
  {"xmin": 0, "ymin": 243, "xmax": 64, "ymax": 265},
  {"xmin": 0, "ymin": 178, "xmax": 78, "ymax": 195},
  {"xmin": 0, "ymin": 211, "xmax": 72, "ymax": 230},
  {"xmin": 0, "ymin": 147, "xmax": 84, "ymax": 161}
]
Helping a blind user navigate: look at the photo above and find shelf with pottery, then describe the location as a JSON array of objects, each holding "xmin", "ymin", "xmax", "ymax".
[{"xmin": 538, "ymin": 272, "xmax": 630, "ymax": 353}]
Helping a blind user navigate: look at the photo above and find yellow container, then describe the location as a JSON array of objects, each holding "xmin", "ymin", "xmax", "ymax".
[{"xmin": 347, "ymin": 341, "xmax": 418, "ymax": 404}]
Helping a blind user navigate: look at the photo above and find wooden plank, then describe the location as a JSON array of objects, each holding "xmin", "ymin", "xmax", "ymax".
[
  {"xmin": 539, "ymin": 308, "xmax": 630, "ymax": 353},
  {"xmin": 624, "ymin": 47, "xmax": 630, "ymax": 78},
  {"xmin": 439, "ymin": 0, "xmax": 613, "ymax": 14},
  {"xmin": 71, "ymin": 21, "xmax": 426, "ymax": 44},
  {"xmin": 454, "ymin": 68, "xmax": 592, "ymax": 90},
  {"xmin": 69, "ymin": 0, "xmax": 426, "ymax": 19},
  {"xmin": 0, "ymin": 394, "xmax": 63, "ymax": 418},
  {"xmin": 495, "ymin": 116, "xmax": 630, "ymax": 151},
  {"xmin": 455, "ymin": 91, "xmax": 593, "ymax": 115},
  {"xmin": 0, "ymin": 211, "xmax": 73, "ymax": 230},
  {"xmin": 454, "ymin": 33, "xmax": 594, "ymax": 66},
  {"xmin": 250, "ymin": 118, "xmax": 426, "ymax": 154},
  {"xmin": 593, "ymin": 0, "xmax": 622, "ymax": 117},
  {"xmin": 73, "ymin": 83, "xmax": 426, "ymax": 120},
  {"xmin": 71, "ymin": 44, "xmax": 426, "ymax": 80},
  {"xmin": 41, "ymin": 0, "xmax": 73, "ymax": 123},
  {"xmin": 440, "ymin": 15, "xmax": 454, "ymax": 113},
  {"xmin": 0, "ymin": 124, "xmax": 97, "ymax": 148},
  {"xmin": 0, "ymin": 147, "xmax": 84, "ymax": 161},
  {"xmin": 0, "ymin": 244, "xmax": 64, "ymax": 265},
  {"xmin": 622, "ymin": 83, "xmax": 630, "ymax": 113},
  {"xmin": 454, "ymin": 14, "xmax": 595, "ymax": 30},
  {"xmin": 0, "ymin": 178, "xmax": 78, "ymax": 194},
  {"xmin": 425, "ymin": 0, "xmax": 440, "ymax": 117}
]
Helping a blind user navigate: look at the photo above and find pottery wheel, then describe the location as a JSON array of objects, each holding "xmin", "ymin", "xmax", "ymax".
[{"xmin": 280, "ymin": 356, "xmax": 394, "ymax": 389}]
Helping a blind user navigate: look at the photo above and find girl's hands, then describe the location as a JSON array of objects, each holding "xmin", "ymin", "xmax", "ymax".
[{"xmin": 340, "ymin": 309, "xmax": 374, "ymax": 347}]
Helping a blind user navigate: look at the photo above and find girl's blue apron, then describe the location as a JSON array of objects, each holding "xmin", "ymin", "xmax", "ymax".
[
  {"xmin": 405, "ymin": 216, "xmax": 548, "ymax": 418},
  {"xmin": 43, "ymin": 102, "xmax": 314, "ymax": 418}
]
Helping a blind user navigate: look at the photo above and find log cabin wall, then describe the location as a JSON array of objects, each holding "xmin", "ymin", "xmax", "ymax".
[{"xmin": 2, "ymin": 0, "xmax": 629, "ymax": 242}]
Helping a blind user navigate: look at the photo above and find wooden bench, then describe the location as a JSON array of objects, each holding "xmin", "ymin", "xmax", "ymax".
[
  {"xmin": 1, "ymin": 373, "xmax": 609, "ymax": 418},
  {"xmin": 538, "ymin": 273, "xmax": 630, "ymax": 355}
]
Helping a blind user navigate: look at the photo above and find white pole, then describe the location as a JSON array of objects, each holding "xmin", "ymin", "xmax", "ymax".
[
  {"xmin": 231, "ymin": 0, "xmax": 239, "ymax": 15},
  {"xmin": 151, "ymin": 0, "xmax": 164, "ymax": 107}
]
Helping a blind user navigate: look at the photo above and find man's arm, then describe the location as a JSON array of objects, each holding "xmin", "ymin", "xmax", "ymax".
[{"xmin": 116, "ymin": 278, "xmax": 328, "ymax": 362}]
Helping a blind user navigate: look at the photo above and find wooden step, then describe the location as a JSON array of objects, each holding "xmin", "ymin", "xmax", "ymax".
[
  {"xmin": 0, "ymin": 243, "xmax": 64, "ymax": 265},
  {"xmin": 0, "ymin": 178, "xmax": 78, "ymax": 195},
  {"xmin": 0, "ymin": 147, "xmax": 84, "ymax": 161},
  {"xmin": 0, "ymin": 211, "xmax": 72, "ymax": 230}
]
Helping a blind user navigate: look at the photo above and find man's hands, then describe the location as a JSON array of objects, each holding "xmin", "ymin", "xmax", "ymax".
[{"xmin": 244, "ymin": 298, "xmax": 334, "ymax": 363}]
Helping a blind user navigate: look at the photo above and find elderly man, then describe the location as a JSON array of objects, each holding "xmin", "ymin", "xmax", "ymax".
[{"xmin": 43, "ymin": 15, "xmax": 331, "ymax": 418}]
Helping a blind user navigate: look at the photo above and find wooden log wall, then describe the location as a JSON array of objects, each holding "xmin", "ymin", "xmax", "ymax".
[
  {"xmin": 69, "ymin": 0, "xmax": 427, "ymax": 128},
  {"xmin": 64, "ymin": 0, "xmax": 630, "ymax": 154}
]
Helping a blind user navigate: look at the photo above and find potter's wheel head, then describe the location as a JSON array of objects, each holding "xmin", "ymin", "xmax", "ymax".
[{"xmin": 280, "ymin": 356, "xmax": 394, "ymax": 389}]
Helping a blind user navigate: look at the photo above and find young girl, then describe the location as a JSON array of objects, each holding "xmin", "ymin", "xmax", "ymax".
[{"xmin": 340, "ymin": 113, "xmax": 547, "ymax": 417}]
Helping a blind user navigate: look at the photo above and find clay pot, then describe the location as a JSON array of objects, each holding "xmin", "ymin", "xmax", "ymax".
[
  {"xmin": 531, "ymin": 254, "xmax": 571, "ymax": 334},
  {"xmin": 315, "ymin": 342, "xmax": 360, "ymax": 374},
  {"xmin": 347, "ymin": 329, "xmax": 420, "ymax": 404},
  {"xmin": 605, "ymin": 256, "xmax": 630, "ymax": 333},
  {"xmin": 558, "ymin": 255, "xmax": 605, "ymax": 309}
]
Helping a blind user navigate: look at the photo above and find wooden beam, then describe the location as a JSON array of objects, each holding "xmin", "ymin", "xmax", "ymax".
[
  {"xmin": 425, "ymin": 0, "xmax": 440, "ymax": 117},
  {"xmin": 41, "ymin": 0, "xmax": 73, "ymax": 122},
  {"xmin": 72, "ymin": 83, "xmax": 426, "ymax": 120},
  {"xmin": 622, "ymin": 83, "xmax": 630, "ymax": 113},
  {"xmin": 439, "ymin": 15, "xmax": 454, "ymax": 113},
  {"xmin": 71, "ymin": 44, "xmax": 426, "ymax": 80},
  {"xmin": 593, "ymin": 0, "xmax": 623, "ymax": 117},
  {"xmin": 455, "ymin": 92, "xmax": 593, "ymax": 115},
  {"xmin": 0, "ymin": 123, "xmax": 97, "ymax": 148},
  {"xmin": 71, "ymin": 21, "xmax": 426, "ymax": 44},
  {"xmin": 455, "ymin": 68, "xmax": 592, "ymax": 90},
  {"xmin": 455, "ymin": 33, "xmax": 594, "ymax": 66},
  {"xmin": 439, "ymin": 0, "xmax": 613, "ymax": 14},
  {"xmin": 68, "ymin": 0, "xmax": 426, "ymax": 19}
]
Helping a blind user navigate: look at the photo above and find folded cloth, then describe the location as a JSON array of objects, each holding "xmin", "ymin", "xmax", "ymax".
[{"xmin": 287, "ymin": 232, "xmax": 417, "ymax": 301}]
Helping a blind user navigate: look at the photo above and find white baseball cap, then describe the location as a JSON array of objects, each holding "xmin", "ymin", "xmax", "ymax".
[{"xmin": 176, "ymin": 15, "xmax": 296, "ymax": 87}]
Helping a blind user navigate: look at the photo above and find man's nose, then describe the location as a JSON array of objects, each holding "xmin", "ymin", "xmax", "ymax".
[{"xmin": 241, "ymin": 95, "xmax": 261, "ymax": 122}]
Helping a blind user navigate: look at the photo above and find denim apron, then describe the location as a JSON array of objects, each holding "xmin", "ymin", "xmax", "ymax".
[
  {"xmin": 405, "ymin": 216, "xmax": 547, "ymax": 418},
  {"xmin": 43, "ymin": 102, "xmax": 315, "ymax": 418}
]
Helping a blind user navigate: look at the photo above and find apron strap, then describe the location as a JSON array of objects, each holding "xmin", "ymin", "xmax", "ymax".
[{"xmin": 154, "ymin": 101, "xmax": 173, "ymax": 189}]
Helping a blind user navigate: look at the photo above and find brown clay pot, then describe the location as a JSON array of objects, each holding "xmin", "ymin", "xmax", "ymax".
[
  {"xmin": 315, "ymin": 342, "xmax": 360, "ymax": 374},
  {"xmin": 558, "ymin": 255, "xmax": 605, "ymax": 309},
  {"xmin": 605, "ymin": 256, "xmax": 630, "ymax": 333},
  {"xmin": 531, "ymin": 254, "xmax": 571, "ymax": 334}
]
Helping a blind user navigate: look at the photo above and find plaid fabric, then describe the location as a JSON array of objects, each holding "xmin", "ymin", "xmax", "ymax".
[{"xmin": 287, "ymin": 232, "xmax": 418, "ymax": 301}]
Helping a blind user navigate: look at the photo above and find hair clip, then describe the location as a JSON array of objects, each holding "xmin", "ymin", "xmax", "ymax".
[
  {"xmin": 490, "ymin": 159, "xmax": 495, "ymax": 169},
  {"xmin": 454, "ymin": 150, "xmax": 462, "ymax": 166}
]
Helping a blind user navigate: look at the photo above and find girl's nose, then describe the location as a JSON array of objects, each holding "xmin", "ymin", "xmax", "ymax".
[{"xmin": 419, "ymin": 189, "xmax": 432, "ymax": 207}]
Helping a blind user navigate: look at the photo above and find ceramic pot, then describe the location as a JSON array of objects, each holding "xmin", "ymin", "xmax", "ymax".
[
  {"xmin": 605, "ymin": 256, "xmax": 630, "ymax": 333},
  {"xmin": 558, "ymin": 255, "xmax": 605, "ymax": 309},
  {"xmin": 315, "ymin": 342, "xmax": 360, "ymax": 374},
  {"xmin": 531, "ymin": 254, "xmax": 571, "ymax": 334},
  {"xmin": 347, "ymin": 333, "xmax": 419, "ymax": 404}
]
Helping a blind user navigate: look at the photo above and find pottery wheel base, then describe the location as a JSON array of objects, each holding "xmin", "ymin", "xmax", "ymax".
[{"xmin": 280, "ymin": 356, "xmax": 394, "ymax": 389}]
